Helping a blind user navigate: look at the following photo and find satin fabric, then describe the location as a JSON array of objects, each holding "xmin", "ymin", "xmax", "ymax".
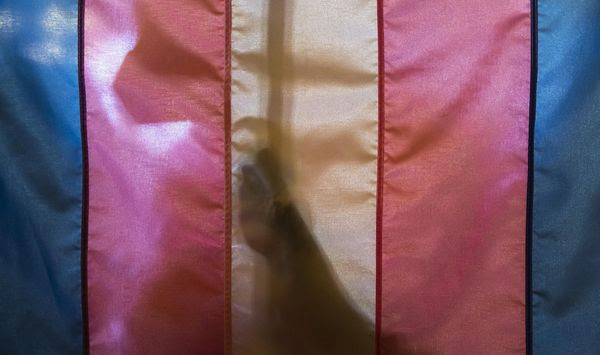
[
  {"xmin": 84, "ymin": 0, "xmax": 226, "ymax": 353},
  {"xmin": 230, "ymin": 0, "xmax": 378, "ymax": 353},
  {"xmin": 0, "ymin": 1, "xmax": 83, "ymax": 353},
  {"xmin": 381, "ymin": 1, "xmax": 530, "ymax": 353},
  {"xmin": 533, "ymin": 1, "xmax": 600, "ymax": 353}
]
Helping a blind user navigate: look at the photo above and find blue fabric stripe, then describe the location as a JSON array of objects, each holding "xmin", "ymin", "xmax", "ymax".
[
  {"xmin": 533, "ymin": 1, "xmax": 600, "ymax": 353},
  {"xmin": 0, "ymin": 1, "xmax": 83, "ymax": 353}
]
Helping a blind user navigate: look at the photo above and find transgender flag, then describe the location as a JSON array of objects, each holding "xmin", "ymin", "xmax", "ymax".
[{"xmin": 1, "ymin": 0, "xmax": 600, "ymax": 354}]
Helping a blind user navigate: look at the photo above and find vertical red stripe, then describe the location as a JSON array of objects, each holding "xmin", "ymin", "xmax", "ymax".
[
  {"xmin": 380, "ymin": 1, "xmax": 530, "ymax": 353},
  {"xmin": 84, "ymin": 0, "xmax": 227, "ymax": 353},
  {"xmin": 224, "ymin": 0, "xmax": 233, "ymax": 353},
  {"xmin": 375, "ymin": 0, "xmax": 385, "ymax": 353}
]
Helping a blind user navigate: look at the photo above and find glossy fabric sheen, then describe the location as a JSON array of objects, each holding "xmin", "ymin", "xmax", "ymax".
[
  {"xmin": 230, "ymin": 0, "xmax": 378, "ymax": 352},
  {"xmin": 84, "ymin": 0, "xmax": 226, "ymax": 353},
  {"xmin": 381, "ymin": 1, "xmax": 530, "ymax": 353},
  {"xmin": 533, "ymin": 1, "xmax": 600, "ymax": 353},
  {"xmin": 0, "ymin": 1, "xmax": 82, "ymax": 353}
]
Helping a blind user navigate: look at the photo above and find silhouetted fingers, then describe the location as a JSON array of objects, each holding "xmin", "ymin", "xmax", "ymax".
[
  {"xmin": 255, "ymin": 148, "xmax": 288, "ymax": 202},
  {"xmin": 239, "ymin": 164, "xmax": 276, "ymax": 255}
]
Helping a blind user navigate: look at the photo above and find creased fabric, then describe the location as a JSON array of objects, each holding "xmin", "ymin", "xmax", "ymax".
[
  {"xmin": 0, "ymin": 1, "xmax": 83, "ymax": 353},
  {"xmin": 381, "ymin": 1, "xmax": 531, "ymax": 353},
  {"xmin": 533, "ymin": 1, "xmax": 600, "ymax": 353},
  {"xmin": 84, "ymin": 0, "xmax": 227, "ymax": 353}
]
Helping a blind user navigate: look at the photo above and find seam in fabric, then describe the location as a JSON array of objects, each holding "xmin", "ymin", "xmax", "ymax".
[
  {"xmin": 526, "ymin": 1, "xmax": 538, "ymax": 354},
  {"xmin": 375, "ymin": 0, "xmax": 385, "ymax": 354},
  {"xmin": 77, "ymin": 0, "xmax": 90, "ymax": 353},
  {"xmin": 224, "ymin": 0, "xmax": 233, "ymax": 353}
]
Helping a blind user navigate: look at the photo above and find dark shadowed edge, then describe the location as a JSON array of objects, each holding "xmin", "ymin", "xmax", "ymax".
[
  {"xmin": 526, "ymin": 1, "xmax": 539, "ymax": 354},
  {"xmin": 77, "ymin": 0, "xmax": 90, "ymax": 353}
]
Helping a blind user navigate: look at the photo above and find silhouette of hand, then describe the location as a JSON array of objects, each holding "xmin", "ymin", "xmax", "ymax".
[{"xmin": 238, "ymin": 149, "xmax": 377, "ymax": 355}]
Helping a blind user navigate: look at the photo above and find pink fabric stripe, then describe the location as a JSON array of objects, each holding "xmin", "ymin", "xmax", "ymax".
[
  {"xmin": 381, "ymin": 1, "xmax": 530, "ymax": 353},
  {"xmin": 84, "ymin": 1, "xmax": 227, "ymax": 353}
]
